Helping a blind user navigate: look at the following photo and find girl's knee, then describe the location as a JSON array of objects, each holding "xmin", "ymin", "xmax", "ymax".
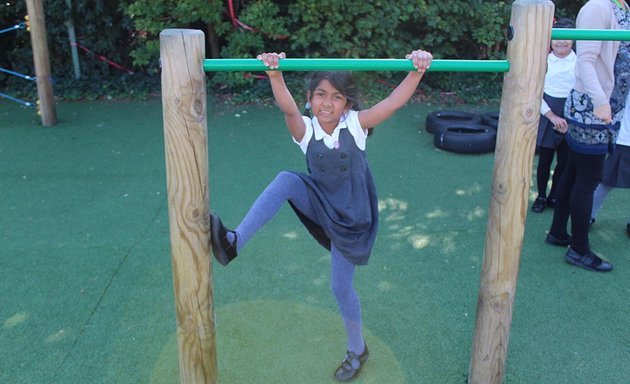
[
  {"xmin": 276, "ymin": 170, "xmax": 293, "ymax": 179},
  {"xmin": 274, "ymin": 171, "xmax": 301, "ymax": 187}
]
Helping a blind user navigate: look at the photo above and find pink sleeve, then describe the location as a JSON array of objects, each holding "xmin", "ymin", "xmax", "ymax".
[{"xmin": 575, "ymin": 1, "xmax": 611, "ymax": 107}]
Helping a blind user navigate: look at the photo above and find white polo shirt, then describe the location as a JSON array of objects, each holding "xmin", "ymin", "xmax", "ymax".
[
  {"xmin": 541, "ymin": 50, "xmax": 577, "ymax": 115},
  {"xmin": 294, "ymin": 110, "xmax": 368, "ymax": 154}
]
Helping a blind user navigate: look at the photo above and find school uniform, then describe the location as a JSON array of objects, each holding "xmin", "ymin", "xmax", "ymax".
[
  {"xmin": 537, "ymin": 51, "xmax": 576, "ymax": 149},
  {"xmin": 289, "ymin": 110, "xmax": 378, "ymax": 266},
  {"xmin": 602, "ymin": 96, "xmax": 630, "ymax": 188},
  {"xmin": 550, "ymin": 0, "xmax": 630, "ymax": 259}
]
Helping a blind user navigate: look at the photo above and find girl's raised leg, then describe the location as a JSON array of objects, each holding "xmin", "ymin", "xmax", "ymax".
[{"xmin": 231, "ymin": 171, "xmax": 317, "ymax": 252}]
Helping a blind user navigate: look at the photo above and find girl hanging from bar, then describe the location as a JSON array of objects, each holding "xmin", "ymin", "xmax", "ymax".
[{"xmin": 210, "ymin": 49, "xmax": 432, "ymax": 382}]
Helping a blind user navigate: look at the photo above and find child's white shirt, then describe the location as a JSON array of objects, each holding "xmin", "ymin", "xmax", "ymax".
[
  {"xmin": 294, "ymin": 110, "xmax": 368, "ymax": 154},
  {"xmin": 540, "ymin": 50, "xmax": 577, "ymax": 115}
]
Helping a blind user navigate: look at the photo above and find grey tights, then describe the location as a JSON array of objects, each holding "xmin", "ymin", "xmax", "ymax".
[{"xmin": 228, "ymin": 171, "xmax": 365, "ymax": 354}]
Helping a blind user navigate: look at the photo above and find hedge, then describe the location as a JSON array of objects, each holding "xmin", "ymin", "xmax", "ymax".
[{"xmin": 0, "ymin": 0, "xmax": 581, "ymax": 102}]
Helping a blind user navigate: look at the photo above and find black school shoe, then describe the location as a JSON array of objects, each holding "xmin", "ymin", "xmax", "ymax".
[
  {"xmin": 565, "ymin": 248, "xmax": 612, "ymax": 272},
  {"xmin": 334, "ymin": 344, "xmax": 369, "ymax": 382},
  {"xmin": 545, "ymin": 232, "xmax": 571, "ymax": 247},
  {"xmin": 531, "ymin": 196, "xmax": 547, "ymax": 213},
  {"xmin": 210, "ymin": 214, "xmax": 237, "ymax": 266}
]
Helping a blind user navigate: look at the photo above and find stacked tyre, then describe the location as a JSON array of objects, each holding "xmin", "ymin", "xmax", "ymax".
[{"xmin": 426, "ymin": 110, "xmax": 499, "ymax": 154}]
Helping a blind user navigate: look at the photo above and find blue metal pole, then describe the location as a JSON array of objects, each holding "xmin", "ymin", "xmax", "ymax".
[
  {"xmin": 0, "ymin": 23, "xmax": 25, "ymax": 34},
  {"xmin": 0, "ymin": 67, "xmax": 36, "ymax": 81},
  {"xmin": 0, "ymin": 92, "xmax": 34, "ymax": 107}
]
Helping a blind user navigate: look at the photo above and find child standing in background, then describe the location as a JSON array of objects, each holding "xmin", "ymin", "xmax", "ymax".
[
  {"xmin": 591, "ymin": 89, "xmax": 630, "ymax": 236},
  {"xmin": 210, "ymin": 50, "xmax": 432, "ymax": 381},
  {"xmin": 546, "ymin": 0, "xmax": 629, "ymax": 272},
  {"xmin": 532, "ymin": 17, "xmax": 576, "ymax": 213}
]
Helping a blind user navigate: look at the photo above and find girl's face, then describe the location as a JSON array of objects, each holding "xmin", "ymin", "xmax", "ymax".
[
  {"xmin": 551, "ymin": 39, "xmax": 573, "ymax": 58},
  {"xmin": 309, "ymin": 79, "xmax": 350, "ymax": 132}
]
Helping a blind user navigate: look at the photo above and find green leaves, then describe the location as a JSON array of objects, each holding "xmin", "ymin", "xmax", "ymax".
[{"xmin": 1, "ymin": 0, "xmax": 581, "ymax": 102}]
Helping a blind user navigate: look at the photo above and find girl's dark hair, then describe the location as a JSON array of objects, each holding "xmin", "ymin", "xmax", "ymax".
[
  {"xmin": 554, "ymin": 17, "xmax": 575, "ymax": 29},
  {"xmin": 551, "ymin": 17, "xmax": 576, "ymax": 51},
  {"xmin": 304, "ymin": 71, "xmax": 363, "ymax": 113},
  {"xmin": 303, "ymin": 71, "xmax": 374, "ymax": 135}
]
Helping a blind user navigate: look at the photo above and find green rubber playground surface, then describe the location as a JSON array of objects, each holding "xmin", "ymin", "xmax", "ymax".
[{"xmin": 1, "ymin": 98, "xmax": 629, "ymax": 384}]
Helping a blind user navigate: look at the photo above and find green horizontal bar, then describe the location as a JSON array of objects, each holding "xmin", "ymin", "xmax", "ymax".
[
  {"xmin": 551, "ymin": 28, "xmax": 630, "ymax": 41},
  {"xmin": 203, "ymin": 59, "xmax": 510, "ymax": 73}
]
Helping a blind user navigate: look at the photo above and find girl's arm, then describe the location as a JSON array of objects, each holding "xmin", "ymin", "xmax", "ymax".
[
  {"xmin": 358, "ymin": 50, "xmax": 432, "ymax": 130},
  {"xmin": 257, "ymin": 52, "xmax": 307, "ymax": 142},
  {"xmin": 575, "ymin": 2, "xmax": 612, "ymax": 123}
]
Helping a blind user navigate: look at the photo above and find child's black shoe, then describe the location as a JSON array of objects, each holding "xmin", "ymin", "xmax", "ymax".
[
  {"xmin": 333, "ymin": 344, "xmax": 369, "ymax": 382},
  {"xmin": 210, "ymin": 214, "xmax": 237, "ymax": 266},
  {"xmin": 565, "ymin": 248, "xmax": 612, "ymax": 272},
  {"xmin": 531, "ymin": 196, "xmax": 546, "ymax": 213},
  {"xmin": 545, "ymin": 232, "xmax": 571, "ymax": 247}
]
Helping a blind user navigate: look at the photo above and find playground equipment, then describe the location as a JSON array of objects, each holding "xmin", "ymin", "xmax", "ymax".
[
  {"xmin": 551, "ymin": 28, "xmax": 630, "ymax": 40},
  {"xmin": 159, "ymin": 1, "xmax": 629, "ymax": 383},
  {"xmin": 0, "ymin": 21, "xmax": 26, "ymax": 34},
  {"xmin": 25, "ymin": 0, "xmax": 56, "ymax": 125},
  {"xmin": 0, "ymin": 22, "xmax": 36, "ymax": 108},
  {"xmin": 203, "ymin": 58, "xmax": 510, "ymax": 72},
  {"xmin": 0, "ymin": 67, "xmax": 36, "ymax": 108},
  {"xmin": 0, "ymin": 91, "xmax": 34, "ymax": 108}
]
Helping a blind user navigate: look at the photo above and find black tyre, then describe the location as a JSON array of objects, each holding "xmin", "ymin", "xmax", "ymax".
[
  {"xmin": 425, "ymin": 110, "xmax": 482, "ymax": 134},
  {"xmin": 480, "ymin": 111, "xmax": 500, "ymax": 129},
  {"xmin": 433, "ymin": 123, "xmax": 497, "ymax": 154}
]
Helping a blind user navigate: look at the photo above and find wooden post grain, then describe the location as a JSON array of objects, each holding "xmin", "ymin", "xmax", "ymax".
[
  {"xmin": 160, "ymin": 29, "xmax": 217, "ymax": 384},
  {"xmin": 468, "ymin": 1, "xmax": 554, "ymax": 383},
  {"xmin": 25, "ymin": 0, "xmax": 56, "ymax": 126}
]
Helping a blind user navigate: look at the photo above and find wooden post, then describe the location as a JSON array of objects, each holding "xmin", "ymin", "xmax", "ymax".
[
  {"xmin": 160, "ymin": 29, "xmax": 217, "ymax": 384},
  {"xmin": 468, "ymin": 1, "xmax": 554, "ymax": 383},
  {"xmin": 25, "ymin": 0, "xmax": 56, "ymax": 126}
]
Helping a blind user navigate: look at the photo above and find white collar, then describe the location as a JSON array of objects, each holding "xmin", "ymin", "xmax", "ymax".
[
  {"xmin": 311, "ymin": 113, "xmax": 348, "ymax": 149},
  {"xmin": 549, "ymin": 50, "xmax": 576, "ymax": 63},
  {"xmin": 312, "ymin": 113, "xmax": 349, "ymax": 141}
]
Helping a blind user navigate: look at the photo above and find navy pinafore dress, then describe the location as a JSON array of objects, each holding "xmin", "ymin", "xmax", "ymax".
[{"xmin": 289, "ymin": 127, "xmax": 378, "ymax": 265}]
